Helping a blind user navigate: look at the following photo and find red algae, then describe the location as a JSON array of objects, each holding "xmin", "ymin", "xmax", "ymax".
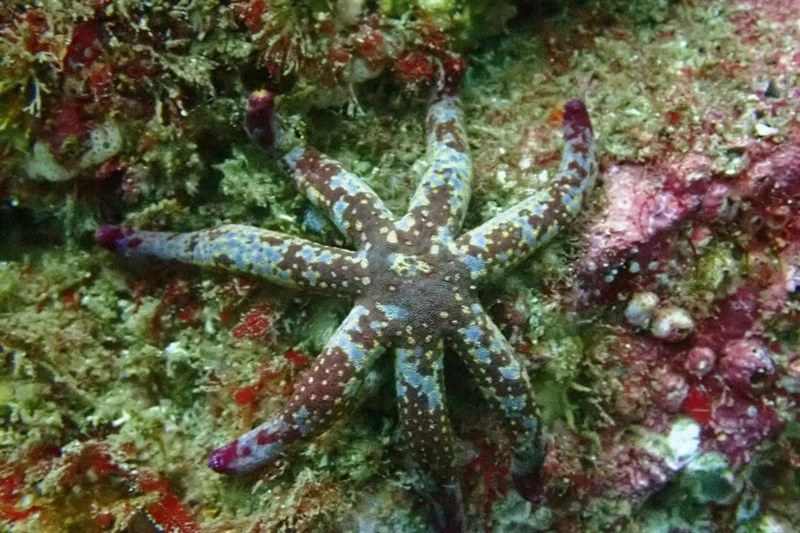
[{"xmin": 683, "ymin": 387, "xmax": 713, "ymax": 426}]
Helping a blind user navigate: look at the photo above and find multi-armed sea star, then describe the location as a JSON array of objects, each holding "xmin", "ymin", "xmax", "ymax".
[{"xmin": 97, "ymin": 66, "xmax": 597, "ymax": 530}]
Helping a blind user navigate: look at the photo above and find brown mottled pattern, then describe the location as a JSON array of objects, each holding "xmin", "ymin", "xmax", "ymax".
[
  {"xmin": 397, "ymin": 96, "xmax": 472, "ymax": 243},
  {"xmin": 293, "ymin": 147, "xmax": 395, "ymax": 244},
  {"xmin": 395, "ymin": 336, "xmax": 455, "ymax": 474},
  {"xmin": 456, "ymin": 98, "xmax": 598, "ymax": 281},
  {"xmin": 449, "ymin": 306, "xmax": 543, "ymax": 469}
]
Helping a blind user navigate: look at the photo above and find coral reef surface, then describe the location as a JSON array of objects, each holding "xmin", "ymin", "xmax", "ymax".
[{"xmin": 1, "ymin": 0, "xmax": 799, "ymax": 531}]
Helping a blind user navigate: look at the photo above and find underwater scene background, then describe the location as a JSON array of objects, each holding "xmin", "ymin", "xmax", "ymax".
[{"xmin": 1, "ymin": 0, "xmax": 799, "ymax": 531}]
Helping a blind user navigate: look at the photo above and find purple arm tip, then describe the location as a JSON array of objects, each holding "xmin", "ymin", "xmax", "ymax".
[
  {"xmin": 563, "ymin": 98, "xmax": 593, "ymax": 135},
  {"xmin": 437, "ymin": 54, "xmax": 467, "ymax": 97},
  {"xmin": 245, "ymin": 89, "xmax": 280, "ymax": 151},
  {"xmin": 95, "ymin": 224, "xmax": 126, "ymax": 252},
  {"xmin": 207, "ymin": 442, "xmax": 238, "ymax": 474},
  {"xmin": 96, "ymin": 224, "xmax": 141, "ymax": 253}
]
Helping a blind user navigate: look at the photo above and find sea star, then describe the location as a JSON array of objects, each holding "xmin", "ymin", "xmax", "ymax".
[{"xmin": 97, "ymin": 68, "xmax": 597, "ymax": 530}]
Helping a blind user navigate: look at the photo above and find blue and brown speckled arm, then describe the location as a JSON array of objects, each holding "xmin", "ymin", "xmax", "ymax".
[
  {"xmin": 449, "ymin": 303, "xmax": 545, "ymax": 496},
  {"xmin": 395, "ymin": 337, "xmax": 466, "ymax": 531},
  {"xmin": 288, "ymin": 146, "xmax": 396, "ymax": 245},
  {"xmin": 246, "ymin": 91, "xmax": 396, "ymax": 245},
  {"xmin": 96, "ymin": 224, "xmax": 369, "ymax": 296},
  {"xmin": 395, "ymin": 338, "xmax": 455, "ymax": 474},
  {"xmin": 456, "ymin": 99, "xmax": 598, "ymax": 281},
  {"xmin": 208, "ymin": 302, "xmax": 398, "ymax": 474},
  {"xmin": 396, "ymin": 96, "xmax": 472, "ymax": 245}
]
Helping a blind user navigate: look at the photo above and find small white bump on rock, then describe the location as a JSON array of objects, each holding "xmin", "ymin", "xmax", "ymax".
[
  {"xmin": 650, "ymin": 305, "xmax": 695, "ymax": 342},
  {"xmin": 624, "ymin": 291, "xmax": 660, "ymax": 329}
]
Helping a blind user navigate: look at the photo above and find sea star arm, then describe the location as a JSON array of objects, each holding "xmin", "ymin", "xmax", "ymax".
[
  {"xmin": 455, "ymin": 99, "xmax": 598, "ymax": 281},
  {"xmin": 208, "ymin": 302, "xmax": 395, "ymax": 474},
  {"xmin": 449, "ymin": 303, "xmax": 545, "ymax": 499},
  {"xmin": 395, "ymin": 338, "xmax": 465, "ymax": 531},
  {"xmin": 396, "ymin": 339, "xmax": 455, "ymax": 471},
  {"xmin": 396, "ymin": 95, "xmax": 472, "ymax": 244},
  {"xmin": 245, "ymin": 91, "xmax": 395, "ymax": 245},
  {"xmin": 96, "ymin": 224, "xmax": 368, "ymax": 296}
]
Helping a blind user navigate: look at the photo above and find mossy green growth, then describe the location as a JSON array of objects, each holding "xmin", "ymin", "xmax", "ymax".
[
  {"xmin": 736, "ymin": 423, "xmax": 800, "ymax": 526},
  {"xmin": 0, "ymin": 82, "xmax": 34, "ymax": 159},
  {"xmin": 641, "ymin": 452, "xmax": 738, "ymax": 530},
  {"xmin": 135, "ymin": 119, "xmax": 205, "ymax": 199},
  {"xmin": 581, "ymin": 498, "xmax": 635, "ymax": 532},
  {"xmin": 490, "ymin": 492, "xmax": 553, "ymax": 532},
  {"xmin": 0, "ymin": 262, "xmax": 25, "ymax": 311},
  {"xmin": 496, "ymin": 275, "xmax": 593, "ymax": 429},
  {"xmin": 215, "ymin": 146, "xmax": 305, "ymax": 229},
  {"xmin": 377, "ymin": 0, "xmax": 518, "ymax": 43},
  {"xmin": 681, "ymin": 240, "xmax": 743, "ymax": 303},
  {"xmin": 122, "ymin": 198, "xmax": 191, "ymax": 230},
  {"xmin": 641, "ymin": 425, "xmax": 800, "ymax": 531}
]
